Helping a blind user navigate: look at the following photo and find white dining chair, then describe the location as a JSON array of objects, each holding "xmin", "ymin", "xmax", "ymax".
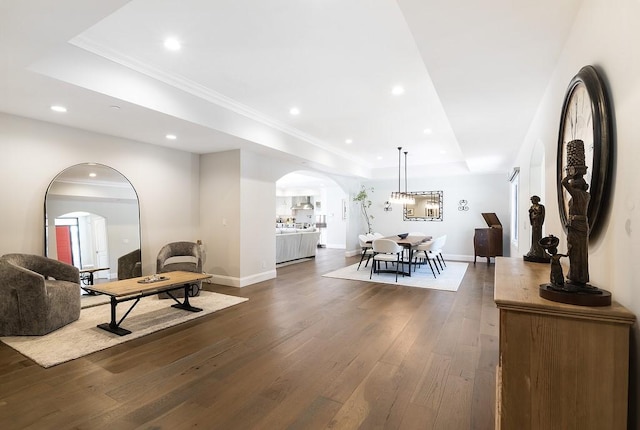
[
  {"xmin": 357, "ymin": 234, "xmax": 374, "ymax": 270},
  {"xmin": 428, "ymin": 235, "xmax": 447, "ymax": 270},
  {"xmin": 370, "ymin": 239, "xmax": 405, "ymax": 282},
  {"xmin": 412, "ymin": 240, "xmax": 438, "ymax": 278}
]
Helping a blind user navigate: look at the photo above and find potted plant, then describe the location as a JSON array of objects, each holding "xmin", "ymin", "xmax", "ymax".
[{"xmin": 353, "ymin": 185, "xmax": 374, "ymax": 234}]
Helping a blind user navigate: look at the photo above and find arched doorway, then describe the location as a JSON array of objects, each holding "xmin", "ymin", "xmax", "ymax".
[{"xmin": 276, "ymin": 171, "xmax": 348, "ymax": 250}]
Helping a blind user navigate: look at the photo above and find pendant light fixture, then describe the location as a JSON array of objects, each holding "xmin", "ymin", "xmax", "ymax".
[
  {"xmin": 389, "ymin": 147, "xmax": 415, "ymax": 204},
  {"xmin": 404, "ymin": 150, "xmax": 415, "ymax": 205}
]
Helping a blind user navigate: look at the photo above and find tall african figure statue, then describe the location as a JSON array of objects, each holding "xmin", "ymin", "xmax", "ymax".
[{"xmin": 524, "ymin": 195, "xmax": 550, "ymax": 263}]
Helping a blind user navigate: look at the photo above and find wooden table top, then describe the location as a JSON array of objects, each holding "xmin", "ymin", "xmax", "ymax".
[
  {"xmin": 80, "ymin": 267, "xmax": 109, "ymax": 273},
  {"xmin": 84, "ymin": 271, "xmax": 212, "ymax": 297},
  {"xmin": 494, "ymin": 257, "xmax": 635, "ymax": 324},
  {"xmin": 382, "ymin": 235, "xmax": 432, "ymax": 247}
]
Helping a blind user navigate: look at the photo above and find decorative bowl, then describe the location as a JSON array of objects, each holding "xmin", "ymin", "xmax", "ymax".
[{"xmin": 397, "ymin": 233, "xmax": 409, "ymax": 239}]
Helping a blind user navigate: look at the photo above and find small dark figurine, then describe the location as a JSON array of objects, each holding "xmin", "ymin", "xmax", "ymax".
[
  {"xmin": 524, "ymin": 195, "xmax": 550, "ymax": 263},
  {"xmin": 539, "ymin": 235, "xmax": 574, "ymax": 292}
]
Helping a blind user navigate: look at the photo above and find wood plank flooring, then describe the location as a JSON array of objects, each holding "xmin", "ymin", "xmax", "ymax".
[{"xmin": 0, "ymin": 249, "xmax": 499, "ymax": 429}]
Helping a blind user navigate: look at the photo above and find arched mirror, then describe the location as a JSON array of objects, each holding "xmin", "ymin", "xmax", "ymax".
[{"xmin": 45, "ymin": 163, "xmax": 141, "ymax": 282}]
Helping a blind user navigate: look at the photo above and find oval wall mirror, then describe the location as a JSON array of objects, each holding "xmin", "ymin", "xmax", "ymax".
[{"xmin": 44, "ymin": 163, "xmax": 141, "ymax": 282}]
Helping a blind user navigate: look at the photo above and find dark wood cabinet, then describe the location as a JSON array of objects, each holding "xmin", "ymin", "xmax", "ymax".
[{"xmin": 474, "ymin": 212, "xmax": 503, "ymax": 264}]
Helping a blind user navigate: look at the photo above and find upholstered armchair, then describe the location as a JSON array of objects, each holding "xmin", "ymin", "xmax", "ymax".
[
  {"xmin": 156, "ymin": 241, "xmax": 203, "ymax": 298},
  {"xmin": 117, "ymin": 248, "xmax": 142, "ymax": 280},
  {"xmin": 0, "ymin": 253, "xmax": 81, "ymax": 336}
]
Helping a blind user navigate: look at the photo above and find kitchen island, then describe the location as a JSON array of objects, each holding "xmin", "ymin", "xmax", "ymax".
[{"xmin": 276, "ymin": 228, "xmax": 321, "ymax": 264}]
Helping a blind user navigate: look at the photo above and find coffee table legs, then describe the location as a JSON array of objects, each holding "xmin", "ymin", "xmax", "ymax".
[
  {"xmin": 171, "ymin": 284, "xmax": 203, "ymax": 312},
  {"xmin": 97, "ymin": 296, "xmax": 138, "ymax": 336},
  {"xmin": 96, "ymin": 283, "xmax": 203, "ymax": 336}
]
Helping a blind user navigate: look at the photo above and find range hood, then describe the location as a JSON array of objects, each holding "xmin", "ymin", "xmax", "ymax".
[{"xmin": 291, "ymin": 196, "xmax": 314, "ymax": 210}]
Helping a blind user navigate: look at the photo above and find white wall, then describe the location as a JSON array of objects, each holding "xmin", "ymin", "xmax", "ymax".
[
  {"xmin": 199, "ymin": 151, "xmax": 243, "ymax": 284},
  {"xmin": 0, "ymin": 113, "xmax": 200, "ymax": 275},
  {"xmin": 510, "ymin": 0, "xmax": 640, "ymax": 423},
  {"xmin": 321, "ymin": 184, "xmax": 348, "ymax": 249},
  {"xmin": 240, "ymin": 151, "xmax": 278, "ymax": 280},
  {"xmin": 361, "ymin": 173, "xmax": 510, "ymax": 260}
]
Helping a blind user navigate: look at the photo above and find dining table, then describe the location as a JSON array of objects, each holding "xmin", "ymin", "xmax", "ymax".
[{"xmin": 369, "ymin": 234, "xmax": 432, "ymax": 276}]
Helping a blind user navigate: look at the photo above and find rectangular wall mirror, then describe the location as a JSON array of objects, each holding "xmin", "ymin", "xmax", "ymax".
[{"xmin": 403, "ymin": 191, "xmax": 443, "ymax": 221}]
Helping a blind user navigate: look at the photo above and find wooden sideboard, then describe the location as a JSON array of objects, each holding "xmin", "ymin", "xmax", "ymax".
[
  {"xmin": 474, "ymin": 212, "xmax": 503, "ymax": 264},
  {"xmin": 494, "ymin": 257, "xmax": 635, "ymax": 430}
]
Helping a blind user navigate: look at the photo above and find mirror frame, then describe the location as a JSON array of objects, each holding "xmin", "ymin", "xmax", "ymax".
[
  {"xmin": 44, "ymin": 163, "xmax": 141, "ymax": 280},
  {"xmin": 403, "ymin": 191, "xmax": 444, "ymax": 221}
]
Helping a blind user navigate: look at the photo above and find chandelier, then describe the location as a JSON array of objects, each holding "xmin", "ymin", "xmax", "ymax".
[{"xmin": 389, "ymin": 147, "xmax": 415, "ymax": 204}]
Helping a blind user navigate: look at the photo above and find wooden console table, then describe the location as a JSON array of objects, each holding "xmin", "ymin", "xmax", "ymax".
[{"xmin": 494, "ymin": 257, "xmax": 635, "ymax": 430}]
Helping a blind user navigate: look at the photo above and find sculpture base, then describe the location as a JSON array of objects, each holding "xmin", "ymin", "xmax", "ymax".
[
  {"xmin": 539, "ymin": 284, "xmax": 611, "ymax": 307},
  {"xmin": 523, "ymin": 254, "xmax": 550, "ymax": 263}
]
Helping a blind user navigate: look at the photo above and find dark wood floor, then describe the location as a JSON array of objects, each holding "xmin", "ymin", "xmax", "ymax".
[{"xmin": 0, "ymin": 249, "xmax": 499, "ymax": 430}]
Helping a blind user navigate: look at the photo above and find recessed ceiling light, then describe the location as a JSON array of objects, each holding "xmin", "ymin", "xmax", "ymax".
[
  {"xmin": 166, "ymin": 134, "xmax": 177, "ymax": 140},
  {"xmin": 345, "ymin": 139, "xmax": 353, "ymax": 144},
  {"xmin": 89, "ymin": 173, "xmax": 97, "ymax": 178},
  {"xmin": 164, "ymin": 37, "xmax": 181, "ymax": 51},
  {"xmin": 376, "ymin": 155, "xmax": 383, "ymax": 160},
  {"xmin": 50, "ymin": 105, "xmax": 67, "ymax": 113},
  {"xmin": 289, "ymin": 107, "xmax": 300, "ymax": 116},
  {"xmin": 423, "ymin": 128, "xmax": 432, "ymax": 134},
  {"xmin": 391, "ymin": 85, "xmax": 405, "ymax": 95}
]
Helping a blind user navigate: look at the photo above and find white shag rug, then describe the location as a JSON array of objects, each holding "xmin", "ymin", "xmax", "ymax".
[
  {"xmin": 323, "ymin": 261, "xmax": 468, "ymax": 292},
  {"xmin": 1, "ymin": 291, "xmax": 248, "ymax": 368}
]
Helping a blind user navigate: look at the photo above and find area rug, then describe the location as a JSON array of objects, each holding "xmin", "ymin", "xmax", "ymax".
[
  {"xmin": 0, "ymin": 291, "xmax": 248, "ymax": 368},
  {"xmin": 322, "ymin": 261, "xmax": 468, "ymax": 291},
  {"xmin": 81, "ymin": 293, "xmax": 110, "ymax": 308}
]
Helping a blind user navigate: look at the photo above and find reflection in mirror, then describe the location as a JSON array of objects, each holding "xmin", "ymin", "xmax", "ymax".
[
  {"xmin": 403, "ymin": 191, "xmax": 443, "ymax": 221},
  {"xmin": 45, "ymin": 163, "xmax": 140, "ymax": 282}
]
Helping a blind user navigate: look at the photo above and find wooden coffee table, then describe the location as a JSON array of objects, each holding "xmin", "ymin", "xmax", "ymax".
[{"xmin": 84, "ymin": 271, "xmax": 212, "ymax": 336}]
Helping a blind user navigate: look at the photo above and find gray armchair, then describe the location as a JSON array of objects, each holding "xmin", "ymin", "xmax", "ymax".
[
  {"xmin": 0, "ymin": 254, "xmax": 81, "ymax": 336},
  {"xmin": 117, "ymin": 248, "xmax": 142, "ymax": 280},
  {"xmin": 156, "ymin": 241, "xmax": 203, "ymax": 298}
]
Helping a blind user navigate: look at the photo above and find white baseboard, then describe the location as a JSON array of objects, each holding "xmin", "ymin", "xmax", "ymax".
[
  {"xmin": 206, "ymin": 269, "xmax": 277, "ymax": 288},
  {"xmin": 345, "ymin": 249, "xmax": 360, "ymax": 258},
  {"xmin": 444, "ymin": 254, "xmax": 475, "ymax": 262}
]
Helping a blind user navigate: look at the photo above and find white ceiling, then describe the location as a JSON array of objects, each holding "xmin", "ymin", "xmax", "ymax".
[{"xmin": 0, "ymin": 0, "xmax": 583, "ymax": 181}]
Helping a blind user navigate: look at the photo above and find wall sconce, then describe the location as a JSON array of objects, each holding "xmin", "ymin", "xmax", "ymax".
[{"xmin": 384, "ymin": 201, "xmax": 392, "ymax": 211}]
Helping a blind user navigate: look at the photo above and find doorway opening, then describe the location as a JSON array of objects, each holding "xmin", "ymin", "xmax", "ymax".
[{"xmin": 55, "ymin": 211, "xmax": 110, "ymax": 281}]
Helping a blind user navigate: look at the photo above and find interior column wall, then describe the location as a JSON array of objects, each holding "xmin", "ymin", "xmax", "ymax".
[{"xmin": 199, "ymin": 150, "xmax": 242, "ymax": 285}]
